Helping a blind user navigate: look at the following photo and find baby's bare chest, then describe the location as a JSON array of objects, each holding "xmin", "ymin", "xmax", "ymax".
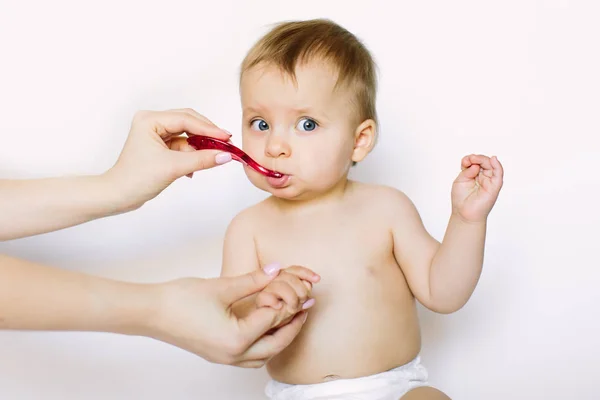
[{"xmin": 254, "ymin": 214, "xmax": 395, "ymax": 284}]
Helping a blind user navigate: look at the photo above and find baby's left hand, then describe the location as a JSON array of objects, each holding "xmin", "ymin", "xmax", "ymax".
[{"xmin": 451, "ymin": 154, "xmax": 504, "ymax": 223}]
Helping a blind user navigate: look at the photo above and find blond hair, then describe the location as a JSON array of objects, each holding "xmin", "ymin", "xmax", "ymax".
[{"xmin": 240, "ymin": 19, "xmax": 378, "ymax": 126}]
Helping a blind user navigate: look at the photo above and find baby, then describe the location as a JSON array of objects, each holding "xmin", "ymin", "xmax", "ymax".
[{"xmin": 220, "ymin": 19, "xmax": 504, "ymax": 400}]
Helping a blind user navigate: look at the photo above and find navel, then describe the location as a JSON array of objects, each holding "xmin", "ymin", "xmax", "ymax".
[{"xmin": 322, "ymin": 374, "xmax": 341, "ymax": 381}]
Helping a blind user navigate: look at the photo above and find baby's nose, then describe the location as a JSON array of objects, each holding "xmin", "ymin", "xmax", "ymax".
[{"xmin": 265, "ymin": 136, "xmax": 291, "ymax": 158}]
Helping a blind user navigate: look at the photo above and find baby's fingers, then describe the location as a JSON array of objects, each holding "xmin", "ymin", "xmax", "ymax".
[
  {"xmin": 490, "ymin": 156, "xmax": 504, "ymax": 187},
  {"xmin": 462, "ymin": 154, "xmax": 493, "ymax": 170},
  {"xmin": 277, "ymin": 272, "xmax": 314, "ymax": 306},
  {"xmin": 461, "ymin": 155, "xmax": 472, "ymax": 170},
  {"xmin": 265, "ymin": 281, "xmax": 301, "ymax": 311},
  {"xmin": 456, "ymin": 163, "xmax": 480, "ymax": 182},
  {"xmin": 256, "ymin": 292, "xmax": 282, "ymax": 309}
]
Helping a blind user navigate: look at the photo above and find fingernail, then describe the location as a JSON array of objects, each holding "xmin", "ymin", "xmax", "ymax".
[
  {"xmin": 224, "ymin": 130, "xmax": 232, "ymax": 136},
  {"xmin": 302, "ymin": 312, "xmax": 308, "ymax": 323},
  {"xmin": 215, "ymin": 152, "xmax": 232, "ymax": 164},
  {"xmin": 263, "ymin": 262, "xmax": 282, "ymax": 276},
  {"xmin": 302, "ymin": 298, "xmax": 315, "ymax": 309}
]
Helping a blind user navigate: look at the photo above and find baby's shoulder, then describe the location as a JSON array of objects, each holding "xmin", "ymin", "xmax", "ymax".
[
  {"xmin": 349, "ymin": 181, "xmax": 416, "ymax": 211},
  {"xmin": 225, "ymin": 199, "xmax": 271, "ymax": 234}
]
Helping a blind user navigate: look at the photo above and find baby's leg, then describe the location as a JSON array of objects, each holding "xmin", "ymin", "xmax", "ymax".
[{"xmin": 400, "ymin": 386, "xmax": 451, "ymax": 400}]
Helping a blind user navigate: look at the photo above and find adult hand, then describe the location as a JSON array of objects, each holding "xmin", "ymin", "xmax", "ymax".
[
  {"xmin": 149, "ymin": 265, "xmax": 312, "ymax": 368},
  {"xmin": 105, "ymin": 108, "xmax": 234, "ymax": 212},
  {"xmin": 0, "ymin": 108, "xmax": 234, "ymax": 240},
  {"xmin": 0, "ymin": 255, "xmax": 311, "ymax": 368}
]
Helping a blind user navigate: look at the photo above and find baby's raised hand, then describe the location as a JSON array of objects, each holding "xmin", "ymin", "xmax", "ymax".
[
  {"xmin": 452, "ymin": 154, "xmax": 504, "ymax": 223},
  {"xmin": 256, "ymin": 266, "xmax": 319, "ymax": 315}
]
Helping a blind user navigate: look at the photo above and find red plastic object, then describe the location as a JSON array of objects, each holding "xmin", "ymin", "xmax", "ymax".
[{"xmin": 187, "ymin": 135, "xmax": 284, "ymax": 178}]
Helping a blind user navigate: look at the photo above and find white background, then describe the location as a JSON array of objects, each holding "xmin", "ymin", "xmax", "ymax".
[{"xmin": 1, "ymin": 0, "xmax": 599, "ymax": 399}]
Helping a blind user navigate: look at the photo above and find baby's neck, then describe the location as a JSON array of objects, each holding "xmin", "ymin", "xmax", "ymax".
[{"xmin": 271, "ymin": 178, "xmax": 353, "ymax": 215}]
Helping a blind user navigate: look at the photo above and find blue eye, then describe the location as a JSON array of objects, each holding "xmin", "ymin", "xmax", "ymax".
[
  {"xmin": 251, "ymin": 119, "xmax": 269, "ymax": 131},
  {"xmin": 297, "ymin": 118, "xmax": 318, "ymax": 132}
]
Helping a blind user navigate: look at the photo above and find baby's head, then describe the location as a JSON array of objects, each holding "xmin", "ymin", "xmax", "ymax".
[{"xmin": 239, "ymin": 19, "xmax": 378, "ymax": 201}]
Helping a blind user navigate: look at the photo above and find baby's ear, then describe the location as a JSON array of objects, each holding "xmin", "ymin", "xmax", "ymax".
[{"xmin": 351, "ymin": 119, "xmax": 377, "ymax": 163}]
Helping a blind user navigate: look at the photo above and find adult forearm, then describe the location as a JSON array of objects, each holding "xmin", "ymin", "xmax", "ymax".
[
  {"xmin": 0, "ymin": 174, "xmax": 129, "ymax": 241},
  {"xmin": 428, "ymin": 213, "xmax": 487, "ymax": 313},
  {"xmin": 0, "ymin": 254, "xmax": 155, "ymax": 334}
]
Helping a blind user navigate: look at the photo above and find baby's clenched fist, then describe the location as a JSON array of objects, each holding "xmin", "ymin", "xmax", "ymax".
[{"xmin": 255, "ymin": 266, "xmax": 320, "ymax": 321}]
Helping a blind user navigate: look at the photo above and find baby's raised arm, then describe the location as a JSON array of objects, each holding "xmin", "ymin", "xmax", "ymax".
[
  {"xmin": 388, "ymin": 155, "xmax": 503, "ymax": 314},
  {"xmin": 383, "ymin": 188, "xmax": 444, "ymax": 311},
  {"xmin": 386, "ymin": 187, "xmax": 485, "ymax": 314}
]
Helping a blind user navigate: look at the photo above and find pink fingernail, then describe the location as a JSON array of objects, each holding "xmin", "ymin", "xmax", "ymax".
[
  {"xmin": 215, "ymin": 152, "xmax": 232, "ymax": 164},
  {"xmin": 302, "ymin": 312, "xmax": 308, "ymax": 323},
  {"xmin": 263, "ymin": 262, "xmax": 281, "ymax": 276},
  {"xmin": 302, "ymin": 298, "xmax": 315, "ymax": 309}
]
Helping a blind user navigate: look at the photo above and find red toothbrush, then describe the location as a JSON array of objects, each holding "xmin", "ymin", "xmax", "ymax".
[{"xmin": 187, "ymin": 135, "xmax": 284, "ymax": 179}]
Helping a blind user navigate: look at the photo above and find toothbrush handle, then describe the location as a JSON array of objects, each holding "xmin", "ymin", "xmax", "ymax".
[{"xmin": 186, "ymin": 135, "xmax": 283, "ymax": 178}]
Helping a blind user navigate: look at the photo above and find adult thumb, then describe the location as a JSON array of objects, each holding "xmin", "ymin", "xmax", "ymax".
[
  {"xmin": 218, "ymin": 263, "xmax": 282, "ymax": 306},
  {"xmin": 174, "ymin": 150, "xmax": 233, "ymax": 177}
]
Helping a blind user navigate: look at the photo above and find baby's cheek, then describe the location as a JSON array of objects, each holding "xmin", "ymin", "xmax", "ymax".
[
  {"xmin": 244, "ymin": 168, "xmax": 268, "ymax": 190},
  {"xmin": 309, "ymin": 160, "xmax": 348, "ymax": 188}
]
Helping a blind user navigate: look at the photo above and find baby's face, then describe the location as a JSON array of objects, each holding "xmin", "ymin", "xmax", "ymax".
[{"xmin": 240, "ymin": 61, "xmax": 361, "ymax": 200}]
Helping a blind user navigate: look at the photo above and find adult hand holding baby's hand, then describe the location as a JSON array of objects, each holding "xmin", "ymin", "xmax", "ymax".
[
  {"xmin": 255, "ymin": 266, "xmax": 320, "ymax": 327},
  {"xmin": 452, "ymin": 154, "xmax": 504, "ymax": 223},
  {"xmin": 147, "ymin": 265, "xmax": 317, "ymax": 368}
]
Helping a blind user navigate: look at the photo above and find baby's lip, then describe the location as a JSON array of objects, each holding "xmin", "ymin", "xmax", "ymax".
[
  {"xmin": 266, "ymin": 174, "xmax": 291, "ymax": 188},
  {"xmin": 267, "ymin": 167, "xmax": 289, "ymax": 177}
]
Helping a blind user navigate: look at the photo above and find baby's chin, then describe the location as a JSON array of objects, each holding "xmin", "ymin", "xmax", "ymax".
[
  {"xmin": 256, "ymin": 182, "xmax": 303, "ymax": 200},
  {"xmin": 249, "ymin": 178, "xmax": 307, "ymax": 201},
  {"xmin": 268, "ymin": 186, "xmax": 329, "ymax": 203}
]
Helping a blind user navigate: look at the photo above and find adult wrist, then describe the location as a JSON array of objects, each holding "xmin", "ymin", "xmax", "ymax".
[
  {"xmin": 101, "ymin": 280, "xmax": 161, "ymax": 337},
  {"xmin": 96, "ymin": 170, "xmax": 145, "ymax": 216}
]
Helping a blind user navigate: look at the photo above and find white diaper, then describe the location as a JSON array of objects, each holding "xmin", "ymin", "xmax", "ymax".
[{"xmin": 264, "ymin": 356, "xmax": 428, "ymax": 400}]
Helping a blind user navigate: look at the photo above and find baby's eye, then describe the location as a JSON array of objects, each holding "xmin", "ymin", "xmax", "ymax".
[
  {"xmin": 250, "ymin": 119, "xmax": 269, "ymax": 131},
  {"xmin": 296, "ymin": 118, "xmax": 318, "ymax": 132}
]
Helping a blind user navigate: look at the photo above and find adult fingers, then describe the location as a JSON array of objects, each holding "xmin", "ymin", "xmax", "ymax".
[
  {"xmin": 167, "ymin": 108, "xmax": 220, "ymax": 131},
  {"xmin": 217, "ymin": 265, "xmax": 281, "ymax": 306},
  {"xmin": 282, "ymin": 265, "xmax": 321, "ymax": 284},
  {"xmin": 169, "ymin": 146, "xmax": 232, "ymax": 177},
  {"xmin": 234, "ymin": 359, "xmax": 267, "ymax": 368},
  {"xmin": 238, "ymin": 311, "xmax": 308, "ymax": 362},
  {"xmin": 135, "ymin": 110, "xmax": 230, "ymax": 141}
]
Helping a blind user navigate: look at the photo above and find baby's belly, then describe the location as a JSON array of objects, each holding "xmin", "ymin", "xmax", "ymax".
[{"xmin": 265, "ymin": 261, "xmax": 422, "ymax": 384}]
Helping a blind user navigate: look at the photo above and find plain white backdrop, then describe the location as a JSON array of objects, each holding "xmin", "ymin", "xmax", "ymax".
[{"xmin": 1, "ymin": 0, "xmax": 599, "ymax": 398}]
